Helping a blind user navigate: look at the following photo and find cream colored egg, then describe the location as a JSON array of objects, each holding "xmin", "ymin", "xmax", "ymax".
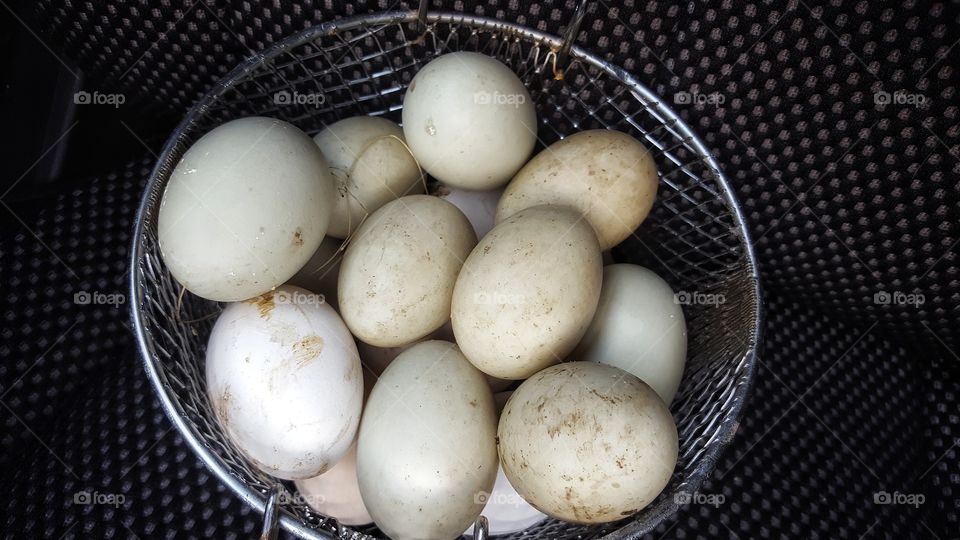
[
  {"xmin": 402, "ymin": 52, "xmax": 537, "ymax": 190},
  {"xmin": 158, "ymin": 117, "xmax": 334, "ymax": 301},
  {"xmin": 338, "ymin": 195, "xmax": 477, "ymax": 347},
  {"xmin": 498, "ymin": 362, "xmax": 678, "ymax": 523},
  {"xmin": 357, "ymin": 340, "xmax": 498, "ymax": 540},
  {"xmin": 451, "ymin": 205, "xmax": 602, "ymax": 380},
  {"xmin": 571, "ymin": 263, "xmax": 687, "ymax": 403},
  {"xmin": 205, "ymin": 285, "xmax": 363, "ymax": 480},
  {"xmin": 496, "ymin": 129, "xmax": 659, "ymax": 250},
  {"xmin": 314, "ymin": 116, "xmax": 423, "ymax": 239}
]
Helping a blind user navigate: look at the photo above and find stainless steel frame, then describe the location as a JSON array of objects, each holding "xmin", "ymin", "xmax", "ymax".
[{"xmin": 130, "ymin": 6, "xmax": 763, "ymax": 539}]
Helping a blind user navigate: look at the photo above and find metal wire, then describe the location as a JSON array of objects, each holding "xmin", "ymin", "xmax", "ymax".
[{"xmin": 129, "ymin": 9, "xmax": 762, "ymax": 540}]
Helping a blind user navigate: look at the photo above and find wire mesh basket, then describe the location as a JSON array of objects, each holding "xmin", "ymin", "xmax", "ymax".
[{"xmin": 130, "ymin": 4, "xmax": 762, "ymax": 539}]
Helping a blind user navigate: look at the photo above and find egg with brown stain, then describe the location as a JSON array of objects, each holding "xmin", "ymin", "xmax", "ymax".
[
  {"xmin": 497, "ymin": 362, "xmax": 678, "ymax": 523},
  {"xmin": 205, "ymin": 285, "xmax": 363, "ymax": 480}
]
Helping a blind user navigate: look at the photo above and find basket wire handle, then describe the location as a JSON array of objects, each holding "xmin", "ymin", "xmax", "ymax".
[
  {"xmin": 557, "ymin": 0, "xmax": 590, "ymax": 70},
  {"xmin": 259, "ymin": 484, "xmax": 282, "ymax": 540},
  {"xmin": 416, "ymin": 0, "xmax": 429, "ymax": 35},
  {"xmin": 472, "ymin": 515, "xmax": 489, "ymax": 540}
]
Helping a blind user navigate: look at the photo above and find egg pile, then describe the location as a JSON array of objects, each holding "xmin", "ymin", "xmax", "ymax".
[{"xmin": 158, "ymin": 51, "xmax": 688, "ymax": 539}]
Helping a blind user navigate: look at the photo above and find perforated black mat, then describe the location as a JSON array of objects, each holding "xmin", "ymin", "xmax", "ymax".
[{"xmin": 3, "ymin": 0, "xmax": 959, "ymax": 538}]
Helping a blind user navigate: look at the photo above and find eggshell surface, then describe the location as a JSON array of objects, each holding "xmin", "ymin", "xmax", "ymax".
[
  {"xmin": 339, "ymin": 195, "xmax": 476, "ymax": 347},
  {"xmin": 451, "ymin": 205, "xmax": 602, "ymax": 379},
  {"xmin": 205, "ymin": 285, "xmax": 363, "ymax": 480},
  {"xmin": 496, "ymin": 129, "xmax": 659, "ymax": 250},
  {"xmin": 357, "ymin": 340, "xmax": 498, "ymax": 540},
  {"xmin": 498, "ymin": 362, "xmax": 678, "ymax": 523},
  {"xmin": 158, "ymin": 116, "xmax": 334, "ymax": 301},
  {"xmin": 314, "ymin": 116, "xmax": 423, "ymax": 239},
  {"xmin": 571, "ymin": 263, "xmax": 687, "ymax": 403},
  {"xmin": 402, "ymin": 52, "xmax": 537, "ymax": 190}
]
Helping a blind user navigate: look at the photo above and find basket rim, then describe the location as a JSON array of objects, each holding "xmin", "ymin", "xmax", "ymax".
[{"xmin": 129, "ymin": 8, "xmax": 764, "ymax": 540}]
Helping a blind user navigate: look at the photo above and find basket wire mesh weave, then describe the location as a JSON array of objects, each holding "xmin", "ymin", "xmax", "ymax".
[{"xmin": 130, "ymin": 5, "xmax": 763, "ymax": 539}]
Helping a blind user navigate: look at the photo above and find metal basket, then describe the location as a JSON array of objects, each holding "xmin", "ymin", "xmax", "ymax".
[{"xmin": 129, "ymin": 2, "xmax": 762, "ymax": 538}]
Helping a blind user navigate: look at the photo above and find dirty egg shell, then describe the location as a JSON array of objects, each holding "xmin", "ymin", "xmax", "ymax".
[
  {"xmin": 338, "ymin": 195, "xmax": 477, "ymax": 347},
  {"xmin": 451, "ymin": 205, "xmax": 602, "ymax": 380},
  {"xmin": 498, "ymin": 362, "xmax": 678, "ymax": 524},
  {"xmin": 357, "ymin": 340, "xmax": 498, "ymax": 540},
  {"xmin": 571, "ymin": 263, "xmax": 687, "ymax": 404},
  {"xmin": 496, "ymin": 129, "xmax": 659, "ymax": 250},
  {"xmin": 205, "ymin": 285, "xmax": 363, "ymax": 480},
  {"xmin": 402, "ymin": 52, "xmax": 537, "ymax": 190},
  {"xmin": 314, "ymin": 116, "xmax": 423, "ymax": 239},
  {"xmin": 159, "ymin": 117, "xmax": 334, "ymax": 301}
]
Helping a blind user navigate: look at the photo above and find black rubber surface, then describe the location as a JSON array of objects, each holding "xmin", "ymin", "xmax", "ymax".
[{"xmin": 2, "ymin": 0, "xmax": 958, "ymax": 538}]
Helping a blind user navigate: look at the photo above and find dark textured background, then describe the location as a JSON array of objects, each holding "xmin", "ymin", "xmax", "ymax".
[{"xmin": 1, "ymin": 0, "xmax": 958, "ymax": 538}]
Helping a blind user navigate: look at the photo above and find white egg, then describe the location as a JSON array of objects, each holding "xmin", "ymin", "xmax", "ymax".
[
  {"xmin": 357, "ymin": 340, "xmax": 498, "ymax": 540},
  {"xmin": 205, "ymin": 285, "xmax": 363, "ymax": 480},
  {"xmin": 434, "ymin": 185, "xmax": 503, "ymax": 239},
  {"xmin": 402, "ymin": 52, "xmax": 537, "ymax": 190},
  {"xmin": 158, "ymin": 117, "xmax": 334, "ymax": 302},
  {"xmin": 571, "ymin": 263, "xmax": 687, "ymax": 403},
  {"xmin": 314, "ymin": 116, "xmax": 424, "ymax": 239},
  {"xmin": 287, "ymin": 236, "xmax": 344, "ymax": 310},
  {"xmin": 464, "ymin": 391, "xmax": 546, "ymax": 537}
]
